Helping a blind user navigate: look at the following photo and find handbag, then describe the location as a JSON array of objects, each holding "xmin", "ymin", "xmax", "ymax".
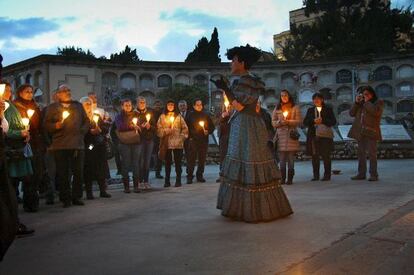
[
  {"xmin": 289, "ymin": 129, "xmax": 300, "ymax": 140},
  {"xmin": 316, "ymin": 124, "xmax": 334, "ymax": 139},
  {"xmin": 116, "ymin": 130, "xmax": 140, "ymax": 145}
]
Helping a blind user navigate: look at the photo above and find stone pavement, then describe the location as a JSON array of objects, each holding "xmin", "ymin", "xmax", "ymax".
[{"xmin": 1, "ymin": 159, "xmax": 414, "ymax": 275}]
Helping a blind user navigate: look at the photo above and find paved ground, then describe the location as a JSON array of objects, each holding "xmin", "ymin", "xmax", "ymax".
[{"xmin": 1, "ymin": 159, "xmax": 414, "ymax": 275}]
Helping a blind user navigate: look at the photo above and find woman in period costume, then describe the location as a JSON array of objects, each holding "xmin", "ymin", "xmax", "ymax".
[
  {"xmin": 80, "ymin": 97, "xmax": 111, "ymax": 199},
  {"xmin": 212, "ymin": 45, "xmax": 293, "ymax": 223}
]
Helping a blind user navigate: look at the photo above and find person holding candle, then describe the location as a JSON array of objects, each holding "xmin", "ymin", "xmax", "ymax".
[
  {"xmin": 2, "ymin": 83, "xmax": 36, "ymax": 212},
  {"xmin": 303, "ymin": 93, "xmax": 337, "ymax": 181},
  {"xmin": 157, "ymin": 100, "xmax": 188, "ymax": 187},
  {"xmin": 136, "ymin": 96, "xmax": 156, "ymax": 189},
  {"xmin": 272, "ymin": 89, "xmax": 301, "ymax": 185},
  {"xmin": 185, "ymin": 99, "xmax": 214, "ymax": 184},
  {"xmin": 178, "ymin": 100, "xmax": 191, "ymax": 177},
  {"xmin": 211, "ymin": 45, "xmax": 292, "ymax": 222},
  {"xmin": 348, "ymin": 86, "xmax": 384, "ymax": 182},
  {"xmin": 80, "ymin": 97, "xmax": 111, "ymax": 199},
  {"xmin": 44, "ymin": 85, "xmax": 90, "ymax": 208},
  {"xmin": 151, "ymin": 100, "xmax": 164, "ymax": 179},
  {"xmin": 114, "ymin": 98, "xmax": 142, "ymax": 193},
  {"xmin": 13, "ymin": 84, "xmax": 47, "ymax": 211},
  {"xmin": 217, "ymin": 97, "xmax": 233, "ymax": 183}
]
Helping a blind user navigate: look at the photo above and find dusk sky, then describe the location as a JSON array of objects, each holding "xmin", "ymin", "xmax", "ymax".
[{"xmin": 0, "ymin": 0, "xmax": 412, "ymax": 66}]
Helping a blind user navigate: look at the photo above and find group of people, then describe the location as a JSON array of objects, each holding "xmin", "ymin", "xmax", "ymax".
[{"xmin": 0, "ymin": 45, "xmax": 386, "ymax": 261}]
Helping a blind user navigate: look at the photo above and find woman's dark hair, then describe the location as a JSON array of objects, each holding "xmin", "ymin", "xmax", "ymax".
[
  {"xmin": 163, "ymin": 99, "xmax": 179, "ymax": 115},
  {"xmin": 120, "ymin": 97, "xmax": 132, "ymax": 105},
  {"xmin": 312, "ymin": 92, "xmax": 324, "ymax": 100},
  {"xmin": 362, "ymin": 85, "xmax": 378, "ymax": 102},
  {"xmin": 16, "ymin": 84, "xmax": 34, "ymax": 97},
  {"xmin": 226, "ymin": 44, "xmax": 262, "ymax": 70},
  {"xmin": 276, "ymin": 89, "xmax": 295, "ymax": 110}
]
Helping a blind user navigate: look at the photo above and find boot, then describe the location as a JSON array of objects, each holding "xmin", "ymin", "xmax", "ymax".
[
  {"xmin": 133, "ymin": 178, "xmax": 141, "ymax": 193},
  {"xmin": 98, "ymin": 180, "xmax": 111, "ymax": 198},
  {"xmin": 175, "ymin": 174, "xmax": 182, "ymax": 187},
  {"xmin": 164, "ymin": 177, "xmax": 171, "ymax": 187},
  {"xmin": 155, "ymin": 172, "xmax": 164, "ymax": 179},
  {"xmin": 123, "ymin": 178, "xmax": 131, "ymax": 193},
  {"xmin": 287, "ymin": 169, "xmax": 295, "ymax": 185},
  {"xmin": 186, "ymin": 176, "xmax": 193, "ymax": 185},
  {"xmin": 280, "ymin": 168, "xmax": 286, "ymax": 185},
  {"xmin": 85, "ymin": 181, "xmax": 94, "ymax": 200}
]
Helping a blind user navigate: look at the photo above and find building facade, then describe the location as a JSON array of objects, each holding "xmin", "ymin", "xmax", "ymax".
[{"xmin": 3, "ymin": 53, "xmax": 414, "ymax": 124}]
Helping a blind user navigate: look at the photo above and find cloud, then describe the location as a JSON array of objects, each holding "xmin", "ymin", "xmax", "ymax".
[{"xmin": 0, "ymin": 17, "xmax": 60, "ymax": 39}]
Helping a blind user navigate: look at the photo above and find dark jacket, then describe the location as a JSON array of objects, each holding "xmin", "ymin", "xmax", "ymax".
[
  {"xmin": 137, "ymin": 108, "xmax": 157, "ymax": 141},
  {"xmin": 185, "ymin": 110, "xmax": 215, "ymax": 143},
  {"xmin": 0, "ymin": 119, "xmax": 18, "ymax": 261},
  {"xmin": 44, "ymin": 101, "xmax": 90, "ymax": 150},
  {"xmin": 348, "ymin": 99, "xmax": 384, "ymax": 141},
  {"xmin": 114, "ymin": 110, "xmax": 138, "ymax": 132},
  {"xmin": 303, "ymin": 105, "xmax": 337, "ymax": 155}
]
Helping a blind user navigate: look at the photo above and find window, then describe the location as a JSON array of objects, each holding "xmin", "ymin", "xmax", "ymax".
[
  {"xmin": 374, "ymin": 66, "xmax": 392, "ymax": 81},
  {"xmin": 396, "ymin": 82, "xmax": 414, "ymax": 97},
  {"xmin": 336, "ymin": 69, "xmax": 352, "ymax": 84},
  {"xmin": 139, "ymin": 74, "xmax": 154, "ymax": 90},
  {"xmin": 158, "ymin": 74, "xmax": 172, "ymax": 88},
  {"xmin": 375, "ymin": 84, "xmax": 393, "ymax": 98},
  {"xmin": 120, "ymin": 73, "xmax": 136, "ymax": 90}
]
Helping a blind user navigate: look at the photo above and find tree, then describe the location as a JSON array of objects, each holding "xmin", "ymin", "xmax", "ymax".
[
  {"xmin": 156, "ymin": 84, "xmax": 209, "ymax": 107},
  {"xmin": 56, "ymin": 46, "xmax": 96, "ymax": 60},
  {"xmin": 185, "ymin": 28, "xmax": 221, "ymax": 63},
  {"xmin": 283, "ymin": 0, "xmax": 414, "ymax": 62},
  {"xmin": 109, "ymin": 45, "xmax": 140, "ymax": 64}
]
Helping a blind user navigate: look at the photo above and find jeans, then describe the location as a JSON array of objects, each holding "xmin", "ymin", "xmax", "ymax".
[
  {"xmin": 138, "ymin": 139, "xmax": 154, "ymax": 183},
  {"xmin": 118, "ymin": 143, "xmax": 141, "ymax": 181},
  {"xmin": 187, "ymin": 139, "xmax": 208, "ymax": 179},
  {"xmin": 54, "ymin": 149, "xmax": 85, "ymax": 203},
  {"xmin": 45, "ymin": 151, "xmax": 56, "ymax": 201},
  {"xmin": 278, "ymin": 151, "xmax": 295, "ymax": 172},
  {"xmin": 357, "ymin": 137, "xmax": 378, "ymax": 177}
]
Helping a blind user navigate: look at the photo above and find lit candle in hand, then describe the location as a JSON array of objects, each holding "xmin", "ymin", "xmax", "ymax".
[
  {"xmin": 27, "ymin": 109, "xmax": 35, "ymax": 119},
  {"xmin": 282, "ymin": 111, "xmax": 289, "ymax": 119},
  {"xmin": 22, "ymin": 118, "xmax": 30, "ymax": 130},
  {"xmin": 146, "ymin": 113, "xmax": 151, "ymax": 123},
  {"xmin": 316, "ymin": 106, "xmax": 322, "ymax": 118},
  {"xmin": 93, "ymin": 114, "xmax": 100, "ymax": 124},
  {"xmin": 62, "ymin": 111, "xmax": 70, "ymax": 122},
  {"xmin": 223, "ymin": 94, "xmax": 230, "ymax": 111},
  {"xmin": 0, "ymin": 84, "xmax": 5, "ymax": 98},
  {"xmin": 169, "ymin": 116, "xmax": 175, "ymax": 128},
  {"xmin": 199, "ymin": 120, "xmax": 205, "ymax": 131},
  {"xmin": 132, "ymin": 117, "xmax": 138, "ymax": 133}
]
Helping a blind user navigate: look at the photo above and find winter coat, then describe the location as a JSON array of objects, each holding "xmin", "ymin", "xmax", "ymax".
[
  {"xmin": 157, "ymin": 113, "xmax": 188, "ymax": 149},
  {"xmin": 348, "ymin": 99, "xmax": 384, "ymax": 141},
  {"xmin": 272, "ymin": 104, "xmax": 301, "ymax": 152}
]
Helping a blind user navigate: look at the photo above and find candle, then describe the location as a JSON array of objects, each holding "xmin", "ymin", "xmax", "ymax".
[
  {"xmin": 27, "ymin": 109, "xmax": 35, "ymax": 119},
  {"xmin": 4, "ymin": 102, "xmax": 9, "ymax": 111},
  {"xmin": 62, "ymin": 110, "xmax": 70, "ymax": 121},
  {"xmin": 132, "ymin": 117, "xmax": 138, "ymax": 133},
  {"xmin": 199, "ymin": 121, "xmax": 205, "ymax": 128},
  {"xmin": 146, "ymin": 113, "xmax": 151, "ymax": 123},
  {"xmin": 316, "ymin": 106, "xmax": 322, "ymax": 118},
  {"xmin": 282, "ymin": 111, "xmax": 288, "ymax": 119},
  {"xmin": 0, "ymin": 84, "xmax": 5, "ymax": 98},
  {"xmin": 223, "ymin": 94, "xmax": 230, "ymax": 110},
  {"xmin": 169, "ymin": 116, "xmax": 175, "ymax": 128},
  {"xmin": 93, "ymin": 114, "xmax": 100, "ymax": 124},
  {"xmin": 22, "ymin": 118, "xmax": 30, "ymax": 130}
]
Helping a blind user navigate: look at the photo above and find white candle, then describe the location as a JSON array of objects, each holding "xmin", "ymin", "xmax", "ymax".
[
  {"xmin": 146, "ymin": 113, "xmax": 151, "ymax": 123},
  {"xmin": 282, "ymin": 111, "xmax": 288, "ymax": 119},
  {"xmin": 0, "ymin": 84, "xmax": 5, "ymax": 98},
  {"xmin": 199, "ymin": 121, "xmax": 205, "ymax": 129},
  {"xmin": 132, "ymin": 117, "xmax": 138, "ymax": 133},
  {"xmin": 4, "ymin": 102, "xmax": 10, "ymax": 111},
  {"xmin": 22, "ymin": 118, "xmax": 30, "ymax": 130},
  {"xmin": 316, "ymin": 107, "xmax": 322, "ymax": 118},
  {"xmin": 93, "ymin": 114, "xmax": 100, "ymax": 124},
  {"xmin": 27, "ymin": 109, "xmax": 35, "ymax": 119},
  {"xmin": 62, "ymin": 111, "xmax": 70, "ymax": 121}
]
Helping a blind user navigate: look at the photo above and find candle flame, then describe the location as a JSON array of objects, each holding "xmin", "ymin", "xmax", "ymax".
[
  {"xmin": 22, "ymin": 118, "xmax": 30, "ymax": 127},
  {"xmin": 62, "ymin": 111, "xmax": 70, "ymax": 121},
  {"xmin": 316, "ymin": 107, "xmax": 322, "ymax": 113},
  {"xmin": 4, "ymin": 102, "xmax": 10, "ymax": 111},
  {"xmin": 0, "ymin": 84, "xmax": 5, "ymax": 97},
  {"xmin": 27, "ymin": 109, "xmax": 35, "ymax": 119},
  {"xmin": 132, "ymin": 117, "xmax": 138, "ymax": 125},
  {"xmin": 169, "ymin": 116, "xmax": 175, "ymax": 123},
  {"xmin": 146, "ymin": 113, "xmax": 151, "ymax": 122},
  {"xmin": 199, "ymin": 121, "xmax": 205, "ymax": 128},
  {"xmin": 93, "ymin": 114, "xmax": 100, "ymax": 124},
  {"xmin": 283, "ymin": 111, "xmax": 289, "ymax": 118}
]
